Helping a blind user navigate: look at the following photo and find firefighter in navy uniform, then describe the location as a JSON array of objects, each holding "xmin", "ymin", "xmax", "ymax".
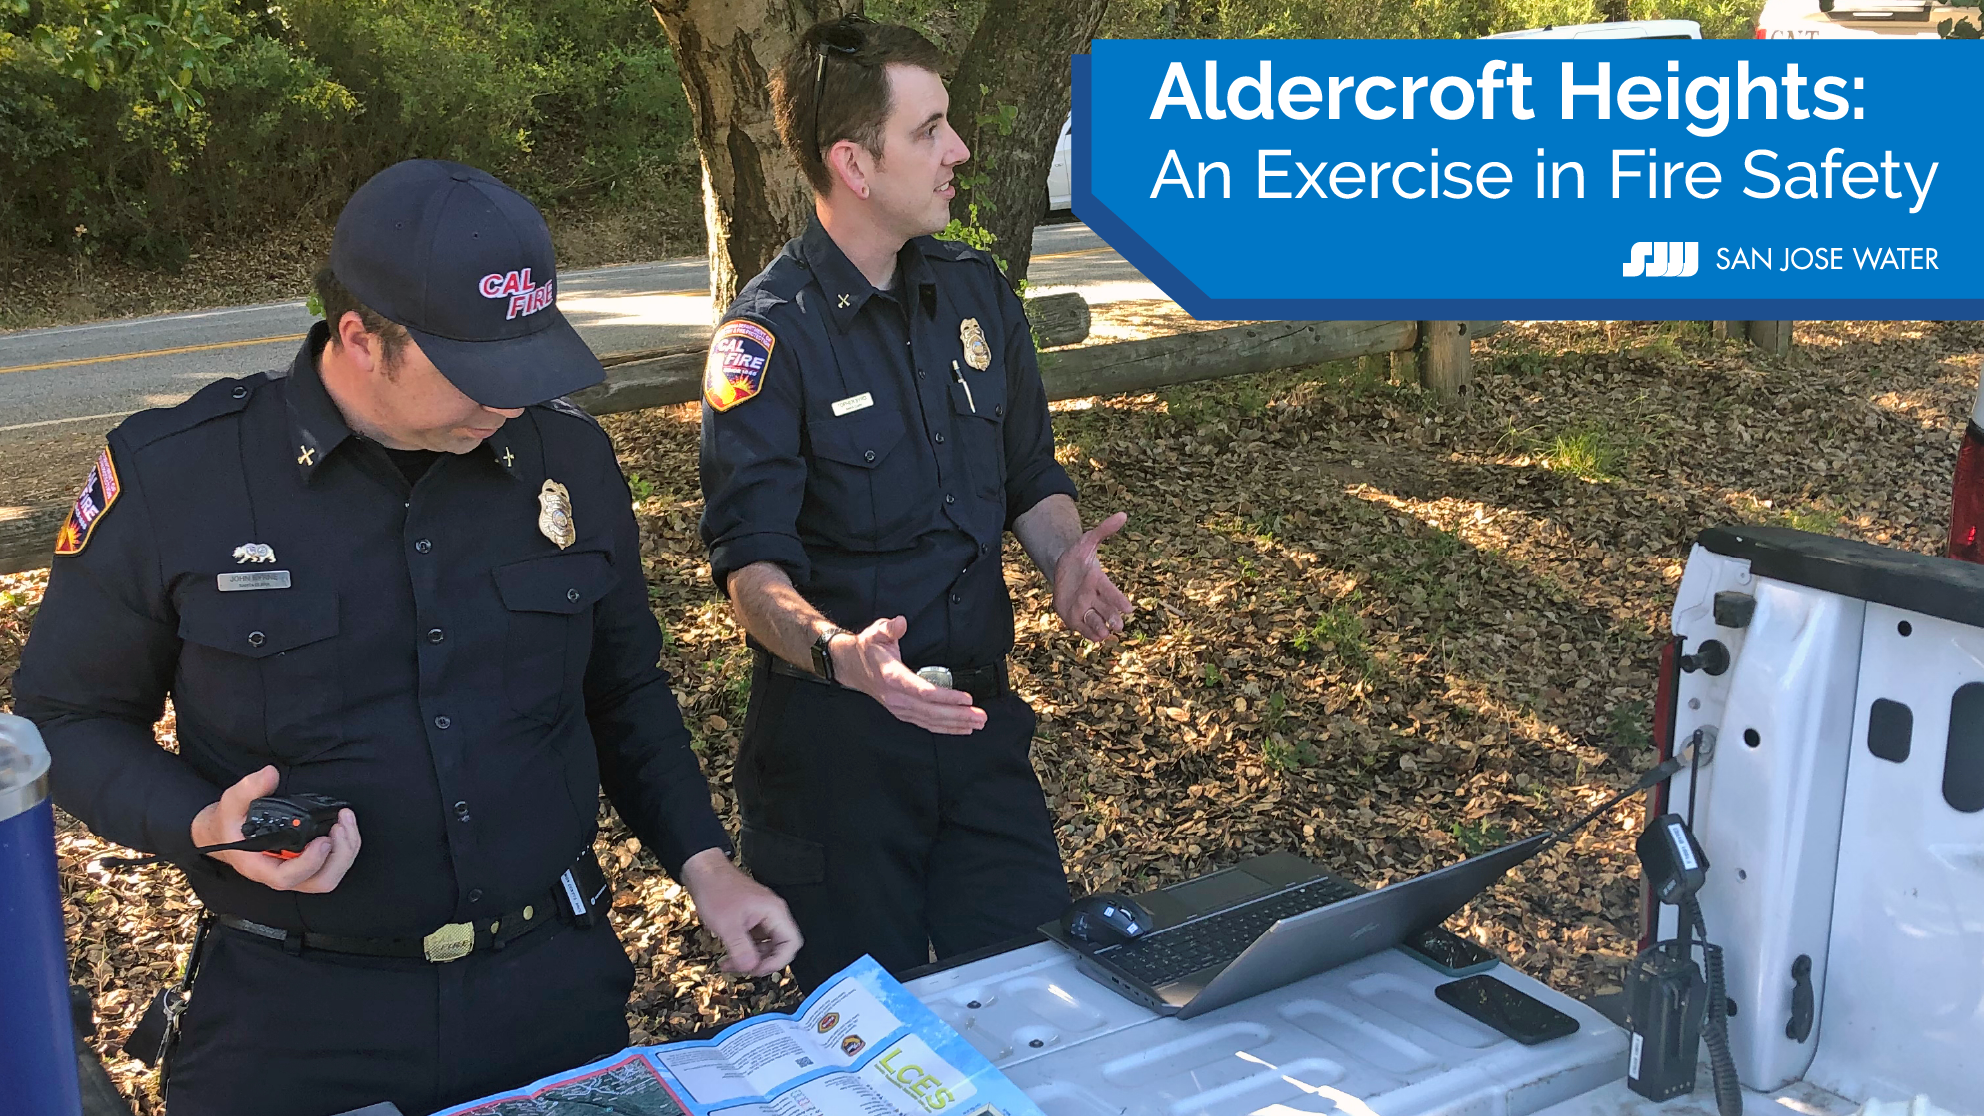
[
  {"xmin": 698, "ymin": 18, "xmax": 1136, "ymax": 991},
  {"xmin": 12, "ymin": 159, "xmax": 799, "ymax": 1116}
]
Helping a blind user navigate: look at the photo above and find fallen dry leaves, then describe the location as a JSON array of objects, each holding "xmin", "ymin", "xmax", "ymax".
[{"xmin": 1, "ymin": 316, "xmax": 1975, "ymax": 1113}]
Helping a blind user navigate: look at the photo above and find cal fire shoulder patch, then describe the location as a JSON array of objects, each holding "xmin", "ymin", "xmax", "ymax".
[
  {"xmin": 704, "ymin": 319, "xmax": 775, "ymax": 412},
  {"xmin": 54, "ymin": 447, "xmax": 121, "ymax": 556}
]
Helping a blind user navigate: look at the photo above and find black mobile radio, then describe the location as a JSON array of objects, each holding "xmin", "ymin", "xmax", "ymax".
[
  {"xmin": 193, "ymin": 793, "xmax": 349, "ymax": 859},
  {"xmin": 1625, "ymin": 812, "xmax": 1740, "ymax": 1116}
]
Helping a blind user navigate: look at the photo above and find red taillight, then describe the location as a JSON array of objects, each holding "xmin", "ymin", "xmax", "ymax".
[
  {"xmin": 1949, "ymin": 420, "xmax": 1984, "ymax": 563},
  {"xmin": 1639, "ymin": 636, "xmax": 1683, "ymax": 951}
]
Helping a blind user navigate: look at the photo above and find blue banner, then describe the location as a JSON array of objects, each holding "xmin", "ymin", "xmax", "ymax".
[{"xmin": 1073, "ymin": 40, "xmax": 1980, "ymax": 319}]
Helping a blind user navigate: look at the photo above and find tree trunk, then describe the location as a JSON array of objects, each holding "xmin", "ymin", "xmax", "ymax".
[
  {"xmin": 947, "ymin": 0, "xmax": 1110, "ymax": 287},
  {"xmin": 648, "ymin": 0, "xmax": 858, "ymax": 314}
]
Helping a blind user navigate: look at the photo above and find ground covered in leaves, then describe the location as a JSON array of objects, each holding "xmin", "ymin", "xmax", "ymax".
[{"xmin": 0, "ymin": 317, "xmax": 1974, "ymax": 1114}]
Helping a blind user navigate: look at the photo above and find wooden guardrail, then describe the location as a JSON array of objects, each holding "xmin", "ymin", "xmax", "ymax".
[{"xmin": 0, "ymin": 308, "xmax": 1497, "ymax": 575}]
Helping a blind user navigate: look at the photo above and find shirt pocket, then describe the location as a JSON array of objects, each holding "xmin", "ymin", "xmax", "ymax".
[
  {"xmin": 949, "ymin": 367, "xmax": 1009, "ymax": 501},
  {"xmin": 805, "ymin": 407, "xmax": 909, "ymax": 545},
  {"xmin": 493, "ymin": 550, "xmax": 616, "ymax": 725},
  {"xmin": 176, "ymin": 589, "xmax": 342, "ymax": 762}
]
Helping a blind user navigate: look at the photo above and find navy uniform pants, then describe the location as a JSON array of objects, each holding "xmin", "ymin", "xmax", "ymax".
[
  {"xmin": 165, "ymin": 916, "xmax": 633, "ymax": 1116},
  {"xmin": 734, "ymin": 659, "xmax": 1071, "ymax": 990}
]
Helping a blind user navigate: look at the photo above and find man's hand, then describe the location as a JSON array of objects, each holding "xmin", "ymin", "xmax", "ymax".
[
  {"xmin": 832, "ymin": 616, "xmax": 986, "ymax": 735},
  {"xmin": 1053, "ymin": 511, "xmax": 1135, "ymax": 643},
  {"xmin": 190, "ymin": 765, "xmax": 360, "ymax": 894},
  {"xmin": 679, "ymin": 848, "xmax": 803, "ymax": 976}
]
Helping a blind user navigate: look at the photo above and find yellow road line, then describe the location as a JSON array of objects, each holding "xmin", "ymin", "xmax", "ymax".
[
  {"xmin": 0, "ymin": 332, "xmax": 307, "ymax": 376},
  {"xmin": 1033, "ymin": 246, "xmax": 1114, "ymax": 261}
]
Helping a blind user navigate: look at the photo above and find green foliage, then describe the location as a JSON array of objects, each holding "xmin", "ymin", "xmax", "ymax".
[
  {"xmin": 1262, "ymin": 733, "xmax": 1318, "ymax": 773},
  {"xmin": 1451, "ymin": 819, "xmax": 1509, "ymax": 855},
  {"xmin": 0, "ymin": 0, "xmax": 696, "ymax": 265},
  {"xmin": 1606, "ymin": 700, "xmax": 1652, "ymax": 752},
  {"xmin": 31, "ymin": 0, "xmax": 234, "ymax": 115},
  {"xmin": 1101, "ymin": 0, "xmax": 1754, "ymax": 40}
]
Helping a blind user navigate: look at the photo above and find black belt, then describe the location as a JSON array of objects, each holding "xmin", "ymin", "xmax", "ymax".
[
  {"xmin": 761, "ymin": 650, "xmax": 1008, "ymax": 703},
  {"xmin": 216, "ymin": 848, "xmax": 607, "ymax": 963}
]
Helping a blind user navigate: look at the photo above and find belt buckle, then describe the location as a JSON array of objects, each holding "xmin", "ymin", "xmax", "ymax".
[
  {"xmin": 917, "ymin": 665, "xmax": 954, "ymax": 689},
  {"xmin": 422, "ymin": 921, "xmax": 475, "ymax": 963}
]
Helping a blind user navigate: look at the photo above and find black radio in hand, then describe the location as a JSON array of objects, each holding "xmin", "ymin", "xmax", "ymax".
[{"xmin": 194, "ymin": 793, "xmax": 349, "ymax": 859}]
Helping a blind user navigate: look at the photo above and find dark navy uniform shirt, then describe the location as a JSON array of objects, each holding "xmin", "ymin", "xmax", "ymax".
[
  {"xmin": 698, "ymin": 219, "xmax": 1077, "ymax": 670},
  {"xmin": 13, "ymin": 323, "xmax": 728, "ymax": 937}
]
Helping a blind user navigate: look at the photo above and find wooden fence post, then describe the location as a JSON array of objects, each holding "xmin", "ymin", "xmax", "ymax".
[
  {"xmin": 1418, "ymin": 320, "xmax": 1473, "ymax": 399},
  {"xmin": 1712, "ymin": 320, "xmax": 1794, "ymax": 357},
  {"xmin": 1746, "ymin": 320, "xmax": 1794, "ymax": 357}
]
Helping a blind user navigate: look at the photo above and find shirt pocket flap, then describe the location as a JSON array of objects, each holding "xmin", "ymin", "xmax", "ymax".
[
  {"xmin": 178, "ymin": 589, "xmax": 339, "ymax": 660},
  {"xmin": 948, "ymin": 374, "xmax": 1006, "ymax": 424},
  {"xmin": 494, "ymin": 550, "xmax": 615, "ymax": 615},
  {"xmin": 809, "ymin": 408, "xmax": 906, "ymax": 469}
]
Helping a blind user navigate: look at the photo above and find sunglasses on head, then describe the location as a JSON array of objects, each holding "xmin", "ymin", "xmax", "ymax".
[{"xmin": 811, "ymin": 16, "xmax": 872, "ymax": 162}]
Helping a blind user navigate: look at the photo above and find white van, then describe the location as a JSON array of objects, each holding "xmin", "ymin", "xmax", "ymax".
[
  {"xmin": 1046, "ymin": 114, "xmax": 1072, "ymax": 212},
  {"xmin": 1483, "ymin": 18, "xmax": 1704, "ymax": 38},
  {"xmin": 1755, "ymin": 0, "xmax": 1973, "ymax": 38}
]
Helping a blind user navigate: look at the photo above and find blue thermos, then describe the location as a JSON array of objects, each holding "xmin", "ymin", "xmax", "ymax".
[{"xmin": 0, "ymin": 712, "xmax": 83, "ymax": 1115}]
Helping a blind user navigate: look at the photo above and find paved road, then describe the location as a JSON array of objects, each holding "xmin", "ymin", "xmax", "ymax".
[{"xmin": 0, "ymin": 221, "xmax": 1156, "ymax": 438}]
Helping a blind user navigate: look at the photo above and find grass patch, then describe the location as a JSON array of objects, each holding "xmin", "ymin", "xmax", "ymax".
[
  {"xmin": 1785, "ymin": 504, "xmax": 1843, "ymax": 534},
  {"xmin": 1539, "ymin": 425, "xmax": 1627, "ymax": 482},
  {"xmin": 1288, "ymin": 601, "xmax": 1372, "ymax": 674}
]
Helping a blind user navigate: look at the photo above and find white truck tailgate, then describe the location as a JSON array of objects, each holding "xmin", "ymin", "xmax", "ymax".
[
  {"xmin": 1668, "ymin": 526, "xmax": 1984, "ymax": 1110},
  {"xmin": 906, "ymin": 941, "xmax": 1624, "ymax": 1116}
]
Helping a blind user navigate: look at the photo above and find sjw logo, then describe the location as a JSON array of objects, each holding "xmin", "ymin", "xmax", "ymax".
[{"xmin": 1623, "ymin": 242, "xmax": 1699, "ymax": 278}]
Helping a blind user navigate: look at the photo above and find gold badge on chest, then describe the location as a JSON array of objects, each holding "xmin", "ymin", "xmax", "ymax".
[
  {"xmin": 538, "ymin": 479, "xmax": 575, "ymax": 549},
  {"xmin": 960, "ymin": 317, "xmax": 991, "ymax": 371}
]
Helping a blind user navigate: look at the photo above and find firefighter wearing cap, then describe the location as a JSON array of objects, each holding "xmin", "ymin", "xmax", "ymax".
[
  {"xmin": 13, "ymin": 159, "xmax": 800, "ymax": 1116},
  {"xmin": 697, "ymin": 18, "xmax": 1135, "ymax": 991}
]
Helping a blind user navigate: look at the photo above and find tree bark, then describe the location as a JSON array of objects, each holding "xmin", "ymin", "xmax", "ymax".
[
  {"xmin": 648, "ymin": 0, "xmax": 858, "ymax": 314},
  {"xmin": 947, "ymin": 0, "xmax": 1110, "ymax": 287}
]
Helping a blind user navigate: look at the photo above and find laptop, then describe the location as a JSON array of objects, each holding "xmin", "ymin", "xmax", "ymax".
[{"xmin": 1041, "ymin": 833, "xmax": 1550, "ymax": 1019}]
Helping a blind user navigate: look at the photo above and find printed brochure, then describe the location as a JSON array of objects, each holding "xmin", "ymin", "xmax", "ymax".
[{"xmin": 434, "ymin": 955, "xmax": 1042, "ymax": 1116}]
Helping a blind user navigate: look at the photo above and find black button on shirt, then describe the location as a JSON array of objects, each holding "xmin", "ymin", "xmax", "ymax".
[
  {"xmin": 699, "ymin": 220, "xmax": 1077, "ymax": 670},
  {"xmin": 13, "ymin": 323, "xmax": 729, "ymax": 938}
]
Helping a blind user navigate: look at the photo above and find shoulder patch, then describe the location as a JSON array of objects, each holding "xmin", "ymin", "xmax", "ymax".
[
  {"xmin": 53, "ymin": 447, "xmax": 121, "ymax": 556},
  {"xmin": 705, "ymin": 319, "xmax": 775, "ymax": 412}
]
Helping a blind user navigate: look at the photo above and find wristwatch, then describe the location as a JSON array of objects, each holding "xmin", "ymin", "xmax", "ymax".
[{"xmin": 810, "ymin": 626, "xmax": 846, "ymax": 683}]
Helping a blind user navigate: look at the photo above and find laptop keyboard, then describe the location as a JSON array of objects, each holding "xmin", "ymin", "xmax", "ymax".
[{"xmin": 1101, "ymin": 876, "xmax": 1365, "ymax": 985}]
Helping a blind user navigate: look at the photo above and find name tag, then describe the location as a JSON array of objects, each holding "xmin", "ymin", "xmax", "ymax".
[
  {"xmin": 831, "ymin": 392, "xmax": 874, "ymax": 417},
  {"xmin": 217, "ymin": 570, "xmax": 291, "ymax": 592}
]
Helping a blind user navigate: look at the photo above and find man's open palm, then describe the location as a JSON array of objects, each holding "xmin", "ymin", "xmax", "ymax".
[{"xmin": 1054, "ymin": 512, "xmax": 1134, "ymax": 643}]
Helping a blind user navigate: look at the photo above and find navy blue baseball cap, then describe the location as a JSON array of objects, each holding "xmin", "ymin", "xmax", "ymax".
[{"xmin": 329, "ymin": 159, "xmax": 602, "ymax": 408}]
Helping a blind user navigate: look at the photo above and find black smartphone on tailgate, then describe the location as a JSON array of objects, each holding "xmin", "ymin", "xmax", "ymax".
[{"xmin": 1435, "ymin": 975, "xmax": 1580, "ymax": 1045}]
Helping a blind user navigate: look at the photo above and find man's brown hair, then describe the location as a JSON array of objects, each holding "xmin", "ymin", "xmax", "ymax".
[
  {"xmin": 772, "ymin": 16, "xmax": 948, "ymax": 195},
  {"xmin": 313, "ymin": 265, "xmax": 410, "ymax": 368}
]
